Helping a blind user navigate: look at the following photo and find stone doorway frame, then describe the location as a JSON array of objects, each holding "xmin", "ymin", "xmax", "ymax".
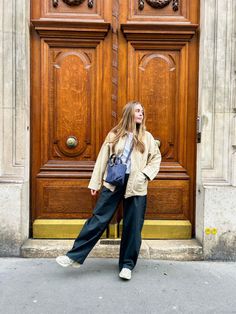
[{"xmin": 0, "ymin": 0, "xmax": 235, "ymax": 260}]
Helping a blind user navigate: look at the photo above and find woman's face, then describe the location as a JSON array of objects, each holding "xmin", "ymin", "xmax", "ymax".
[{"xmin": 134, "ymin": 104, "xmax": 144, "ymax": 124}]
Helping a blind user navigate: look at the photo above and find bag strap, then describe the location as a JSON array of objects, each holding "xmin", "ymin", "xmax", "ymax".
[
  {"xmin": 124, "ymin": 140, "xmax": 134, "ymax": 164},
  {"xmin": 109, "ymin": 134, "xmax": 134, "ymax": 163}
]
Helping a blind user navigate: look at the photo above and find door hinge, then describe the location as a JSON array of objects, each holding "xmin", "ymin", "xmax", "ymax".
[{"xmin": 197, "ymin": 115, "xmax": 202, "ymax": 143}]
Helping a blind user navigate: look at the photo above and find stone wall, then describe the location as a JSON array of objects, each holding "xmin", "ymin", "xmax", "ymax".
[
  {"xmin": 196, "ymin": 0, "xmax": 236, "ymax": 260},
  {"xmin": 0, "ymin": 0, "xmax": 30, "ymax": 256},
  {"xmin": 0, "ymin": 0, "xmax": 235, "ymax": 259}
]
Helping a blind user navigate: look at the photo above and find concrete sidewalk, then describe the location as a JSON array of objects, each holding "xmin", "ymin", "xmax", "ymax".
[{"xmin": 0, "ymin": 257, "xmax": 236, "ymax": 314}]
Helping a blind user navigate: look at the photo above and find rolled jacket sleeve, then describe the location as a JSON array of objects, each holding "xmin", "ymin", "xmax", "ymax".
[
  {"xmin": 141, "ymin": 135, "xmax": 162, "ymax": 181},
  {"xmin": 88, "ymin": 134, "xmax": 111, "ymax": 191}
]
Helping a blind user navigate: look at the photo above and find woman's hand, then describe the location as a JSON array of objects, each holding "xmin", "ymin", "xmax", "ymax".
[{"xmin": 91, "ymin": 189, "xmax": 97, "ymax": 196}]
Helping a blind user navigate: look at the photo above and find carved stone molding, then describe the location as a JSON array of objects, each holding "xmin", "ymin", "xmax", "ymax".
[
  {"xmin": 138, "ymin": 0, "xmax": 179, "ymax": 11},
  {"xmin": 53, "ymin": 0, "xmax": 94, "ymax": 8},
  {"xmin": 199, "ymin": 0, "xmax": 235, "ymax": 185},
  {"xmin": 233, "ymin": 115, "xmax": 236, "ymax": 148}
]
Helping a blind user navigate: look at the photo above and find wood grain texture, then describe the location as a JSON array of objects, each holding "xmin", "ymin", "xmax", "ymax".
[
  {"xmin": 30, "ymin": 0, "xmax": 199, "ymax": 238},
  {"xmin": 127, "ymin": 0, "xmax": 198, "ymax": 24},
  {"xmin": 36, "ymin": 179, "xmax": 96, "ymax": 218},
  {"xmin": 146, "ymin": 180, "xmax": 190, "ymax": 219},
  {"xmin": 119, "ymin": 0, "xmax": 199, "ymax": 234},
  {"xmin": 41, "ymin": 0, "xmax": 106, "ymax": 21},
  {"xmin": 30, "ymin": 0, "xmax": 112, "ymax": 223}
]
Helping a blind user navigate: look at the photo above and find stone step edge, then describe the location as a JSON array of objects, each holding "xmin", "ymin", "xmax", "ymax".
[{"xmin": 21, "ymin": 239, "xmax": 203, "ymax": 261}]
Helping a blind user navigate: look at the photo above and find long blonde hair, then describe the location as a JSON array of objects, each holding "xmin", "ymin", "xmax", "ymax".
[{"xmin": 109, "ymin": 101, "xmax": 146, "ymax": 154}]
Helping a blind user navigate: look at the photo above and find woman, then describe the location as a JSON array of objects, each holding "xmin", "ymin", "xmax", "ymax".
[{"xmin": 56, "ymin": 101, "xmax": 161, "ymax": 280}]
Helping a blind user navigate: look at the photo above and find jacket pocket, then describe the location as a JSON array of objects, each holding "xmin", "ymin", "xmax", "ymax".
[{"xmin": 132, "ymin": 171, "xmax": 148, "ymax": 194}]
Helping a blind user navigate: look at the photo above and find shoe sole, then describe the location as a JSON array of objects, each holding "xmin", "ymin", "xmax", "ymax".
[
  {"xmin": 119, "ymin": 276, "xmax": 131, "ymax": 280},
  {"xmin": 56, "ymin": 260, "xmax": 71, "ymax": 267},
  {"xmin": 56, "ymin": 257, "xmax": 74, "ymax": 268},
  {"xmin": 56, "ymin": 257, "xmax": 81, "ymax": 268},
  {"xmin": 119, "ymin": 274, "xmax": 131, "ymax": 280}
]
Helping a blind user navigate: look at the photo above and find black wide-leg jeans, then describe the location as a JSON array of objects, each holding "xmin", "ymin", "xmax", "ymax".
[{"xmin": 66, "ymin": 174, "xmax": 147, "ymax": 271}]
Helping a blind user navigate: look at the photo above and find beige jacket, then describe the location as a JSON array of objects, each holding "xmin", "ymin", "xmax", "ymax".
[{"xmin": 88, "ymin": 130, "xmax": 162, "ymax": 198}]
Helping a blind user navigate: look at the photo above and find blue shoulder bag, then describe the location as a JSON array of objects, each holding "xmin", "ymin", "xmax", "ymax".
[{"xmin": 105, "ymin": 141, "xmax": 134, "ymax": 187}]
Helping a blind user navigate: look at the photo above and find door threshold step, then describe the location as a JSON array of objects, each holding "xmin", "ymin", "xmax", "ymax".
[{"xmin": 21, "ymin": 239, "xmax": 203, "ymax": 261}]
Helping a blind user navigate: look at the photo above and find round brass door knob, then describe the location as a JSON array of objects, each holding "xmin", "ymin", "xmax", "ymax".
[{"xmin": 66, "ymin": 136, "xmax": 78, "ymax": 148}]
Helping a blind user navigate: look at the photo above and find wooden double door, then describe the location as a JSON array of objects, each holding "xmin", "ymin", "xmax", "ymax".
[{"xmin": 31, "ymin": 0, "xmax": 199, "ymax": 239}]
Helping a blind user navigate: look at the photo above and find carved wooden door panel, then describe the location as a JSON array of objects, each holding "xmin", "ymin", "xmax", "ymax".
[
  {"xmin": 30, "ymin": 0, "xmax": 113, "ymax": 238},
  {"xmin": 31, "ymin": 0, "xmax": 199, "ymax": 239},
  {"xmin": 119, "ymin": 0, "xmax": 199, "ymax": 239}
]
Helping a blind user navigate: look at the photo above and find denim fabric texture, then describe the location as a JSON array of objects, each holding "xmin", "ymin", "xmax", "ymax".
[{"xmin": 66, "ymin": 174, "xmax": 147, "ymax": 271}]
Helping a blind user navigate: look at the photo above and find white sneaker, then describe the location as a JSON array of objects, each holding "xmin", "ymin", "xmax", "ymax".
[
  {"xmin": 56, "ymin": 255, "xmax": 81, "ymax": 268},
  {"xmin": 119, "ymin": 268, "xmax": 132, "ymax": 280}
]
